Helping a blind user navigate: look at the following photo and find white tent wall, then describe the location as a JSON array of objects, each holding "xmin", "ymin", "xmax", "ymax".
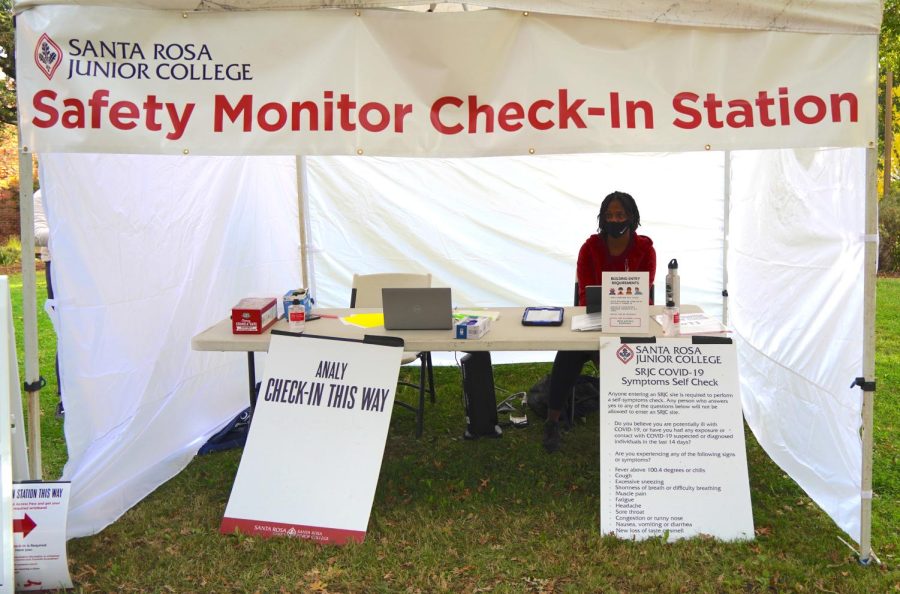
[
  {"xmin": 40, "ymin": 153, "xmax": 301, "ymax": 536},
  {"xmin": 728, "ymin": 148, "xmax": 867, "ymax": 541},
  {"xmin": 305, "ymin": 152, "xmax": 725, "ymax": 313},
  {"xmin": 305, "ymin": 152, "xmax": 726, "ymax": 366}
]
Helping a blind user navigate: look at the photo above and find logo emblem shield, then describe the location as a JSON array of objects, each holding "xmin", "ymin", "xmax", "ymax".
[{"xmin": 35, "ymin": 33, "xmax": 63, "ymax": 80}]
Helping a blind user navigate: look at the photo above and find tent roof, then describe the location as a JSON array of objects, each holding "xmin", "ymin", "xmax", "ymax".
[{"xmin": 12, "ymin": 0, "xmax": 884, "ymax": 34}]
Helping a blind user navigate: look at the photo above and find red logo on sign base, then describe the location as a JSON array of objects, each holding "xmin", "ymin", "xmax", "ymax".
[
  {"xmin": 616, "ymin": 344, "xmax": 635, "ymax": 364},
  {"xmin": 35, "ymin": 33, "xmax": 63, "ymax": 80}
]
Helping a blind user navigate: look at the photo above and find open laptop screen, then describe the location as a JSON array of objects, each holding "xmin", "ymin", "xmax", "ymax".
[{"xmin": 382, "ymin": 287, "xmax": 453, "ymax": 330}]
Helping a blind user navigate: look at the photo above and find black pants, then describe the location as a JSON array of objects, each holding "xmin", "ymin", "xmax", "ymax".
[{"xmin": 548, "ymin": 350, "xmax": 598, "ymax": 411}]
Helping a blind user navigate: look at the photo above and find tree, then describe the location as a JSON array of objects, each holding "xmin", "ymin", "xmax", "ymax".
[
  {"xmin": 879, "ymin": 0, "xmax": 900, "ymax": 195},
  {"xmin": 882, "ymin": 0, "xmax": 900, "ymax": 73},
  {"xmin": 0, "ymin": 0, "xmax": 15, "ymax": 126}
]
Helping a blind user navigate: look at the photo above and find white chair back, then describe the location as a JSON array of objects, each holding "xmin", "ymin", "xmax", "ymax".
[{"xmin": 351, "ymin": 273, "xmax": 432, "ymax": 308}]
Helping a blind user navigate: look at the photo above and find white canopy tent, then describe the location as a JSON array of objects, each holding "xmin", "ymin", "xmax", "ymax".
[{"xmin": 12, "ymin": 0, "xmax": 882, "ymax": 564}]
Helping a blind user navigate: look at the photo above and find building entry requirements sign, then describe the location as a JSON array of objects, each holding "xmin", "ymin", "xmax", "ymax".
[
  {"xmin": 599, "ymin": 337, "xmax": 753, "ymax": 541},
  {"xmin": 221, "ymin": 332, "xmax": 403, "ymax": 545},
  {"xmin": 601, "ymin": 271, "xmax": 649, "ymax": 335}
]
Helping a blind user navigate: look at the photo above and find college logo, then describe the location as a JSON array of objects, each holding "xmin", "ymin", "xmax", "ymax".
[
  {"xmin": 35, "ymin": 33, "xmax": 63, "ymax": 80},
  {"xmin": 616, "ymin": 344, "xmax": 635, "ymax": 364}
]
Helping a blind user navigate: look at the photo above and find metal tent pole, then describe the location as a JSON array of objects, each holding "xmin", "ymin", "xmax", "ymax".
[
  {"xmin": 722, "ymin": 150, "xmax": 731, "ymax": 325},
  {"xmin": 295, "ymin": 156, "xmax": 310, "ymax": 288},
  {"xmin": 295, "ymin": 156, "xmax": 317, "ymax": 299},
  {"xmin": 857, "ymin": 147, "xmax": 877, "ymax": 564},
  {"xmin": 884, "ymin": 72, "xmax": 893, "ymax": 200},
  {"xmin": 17, "ymin": 150, "xmax": 42, "ymax": 479}
]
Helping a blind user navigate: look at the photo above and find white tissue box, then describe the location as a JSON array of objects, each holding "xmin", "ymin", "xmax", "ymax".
[{"xmin": 454, "ymin": 316, "xmax": 491, "ymax": 339}]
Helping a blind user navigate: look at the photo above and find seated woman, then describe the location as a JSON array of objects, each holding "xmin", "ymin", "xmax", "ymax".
[{"xmin": 543, "ymin": 191, "xmax": 656, "ymax": 452}]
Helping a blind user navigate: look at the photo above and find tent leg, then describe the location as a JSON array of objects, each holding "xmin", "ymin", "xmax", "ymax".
[
  {"xmin": 858, "ymin": 147, "xmax": 877, "ymax": 564},
  {"xmin": 17, "ymin": 150, "xmax": 42, "ymax": 480},
  {"xmin": 722, "ymin": 150, "xmax": 731, "ymax": 325}
]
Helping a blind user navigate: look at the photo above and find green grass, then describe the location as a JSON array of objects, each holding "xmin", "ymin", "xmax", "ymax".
[
  {"xmin": 10, "ymin": 269, "xmax": 67, "ymax": 477},
  {"xmin": 11, "ymin": 274, "xmax": 900, "ymax": 593}
]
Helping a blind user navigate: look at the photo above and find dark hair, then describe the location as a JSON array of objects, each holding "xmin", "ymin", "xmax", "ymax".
[{"xmin": 597, "ymin": 191, "xmax": 641, "ymax": 233}]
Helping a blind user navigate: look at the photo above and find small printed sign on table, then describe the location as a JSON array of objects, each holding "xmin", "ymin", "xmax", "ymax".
[{"xmin": 601, "ymin": 271, "xmax": 650, "ymax": 335}]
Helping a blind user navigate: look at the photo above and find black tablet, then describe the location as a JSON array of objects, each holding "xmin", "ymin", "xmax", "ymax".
[{"xmin": 522, "ymin": 306, "xmax": 564, "ymax": 326}]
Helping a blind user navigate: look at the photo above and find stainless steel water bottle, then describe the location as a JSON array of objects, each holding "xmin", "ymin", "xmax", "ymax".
[{"xmin": 665, "ymin": 259, "xmax": 680, "ymax": 307}]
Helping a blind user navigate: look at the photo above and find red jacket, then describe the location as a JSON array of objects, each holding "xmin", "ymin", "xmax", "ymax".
[{"xmin": 576, "ymin": 233, "xmax": 656, "ymax": 305}]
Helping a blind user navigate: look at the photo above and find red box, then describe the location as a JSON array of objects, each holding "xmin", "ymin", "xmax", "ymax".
[{"xmin": 231, "ymin": 297, "xmax": 278, "ymax": 334}]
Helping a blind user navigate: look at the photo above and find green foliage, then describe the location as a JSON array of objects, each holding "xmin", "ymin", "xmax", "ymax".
[
  {"xmin": 882, "ymin": 0, "xmax": 900, "ymax": 74},
  {"xmin": 0, "ymin": 0, "xmax": 14, "ymax": 127},
  {"xmin": 0, "ymin": 234, "xmax": 20, "ymax": 265},
  {"xmin": 878, "ymin": 0, "xmax": 900, "ymax": 178},
  {"xmin": 7, "ymin": 273, "xmax": 898, "ymax": 592},
  {"xmin": 880, "ymin": 184, "xmax": 900, "ymax": 272},
  {"xmin": 9, "ymin": 272, "xmax": 66, "ymax": 479}
]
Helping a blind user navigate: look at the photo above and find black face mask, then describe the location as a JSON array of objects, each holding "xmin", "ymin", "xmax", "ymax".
[{"xmin": 602, "ymin": 220, "xmax": 630, "ymax": 238}]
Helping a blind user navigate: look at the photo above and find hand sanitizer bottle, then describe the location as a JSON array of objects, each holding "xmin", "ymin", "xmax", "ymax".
[
  {"xmin": 664, "ymin": 299, "xmax": 680, "ymax": 337},
  {"xmin": 288, "ymin": 299, "xmax": 306, "ymax": 332}
]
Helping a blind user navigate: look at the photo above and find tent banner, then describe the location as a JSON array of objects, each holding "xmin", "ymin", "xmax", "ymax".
[{"xmin": 17, "ymin": 6, "xmax": 876, "ymax": 156}]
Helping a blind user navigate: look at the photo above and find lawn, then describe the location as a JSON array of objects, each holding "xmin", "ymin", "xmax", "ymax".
[{"xmin": 9, "ymin": 274, "xmax": 899, "ymax": 593}]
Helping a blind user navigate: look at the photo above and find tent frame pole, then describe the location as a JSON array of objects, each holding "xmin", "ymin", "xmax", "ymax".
[
  {"xmin": 884, "ymin": 71, "xmax": 893, "ymax": 200},
  {"xmin": 722, "ymin": 150, "xmax": 731, "ymax": 325},
  {"xmin": 296, "ymin": 156, "xmax": 309, "ymax": 287},
  {"xmin": 17, "ymin": 150, "xmax": 42, "ymax": 479},
  {"xmin": 295, "ymin": 156, "xmax": 316, "ymax": 298},
  {"xmin": 858, "ymin": 147, "xmax": 876, "ymax": 564}
]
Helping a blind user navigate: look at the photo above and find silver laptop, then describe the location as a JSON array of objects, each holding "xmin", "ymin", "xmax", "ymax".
[{"xmin": 382, "ymin": 287, "xmax": 453, "ymax": 330}]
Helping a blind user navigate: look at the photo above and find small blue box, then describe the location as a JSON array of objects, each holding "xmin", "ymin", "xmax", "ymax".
[{"xmin": 282, "ymin": 289, "xmax": 312, "ymax": 319}]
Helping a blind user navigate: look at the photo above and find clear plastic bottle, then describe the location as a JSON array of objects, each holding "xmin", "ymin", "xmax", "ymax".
[
  {"xmin": 663, "ymin": 299, "xmax": 680, "ymax": 337},
  {"xmin": 288, "ymin": 298, "xmax": 306, "ymax": 332}
]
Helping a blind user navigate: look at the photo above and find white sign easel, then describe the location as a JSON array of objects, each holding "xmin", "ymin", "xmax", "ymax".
[
  {"xmin": 11, "ymin": 482, "xmax": 73, "ymax": 591},
  {"xmin": 1, "ymin": 276, "xmax": 32, "ymax": 594},
  {"xmin": 221, "ymin": 331, "xmax": 403, "ymax": 544},
  {"xmin": 599, "ymin": 336, "xmax": 753, "ymax": 541}
]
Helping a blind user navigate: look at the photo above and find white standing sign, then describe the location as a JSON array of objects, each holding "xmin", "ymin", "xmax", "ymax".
[
  {"xmin": 601, "ymin": 271, "xmax": 650, "ymax": 335},
  {"xmin": 599, "ymin": 337, "xmax": 753, "ymax": 541},
  {"xmin": 221, "ymin": 332, "xmax": 403, "ymax": 545},
  {"xmin": 11, "ymin": 482, "xmax": 73, "ymax": 592}
]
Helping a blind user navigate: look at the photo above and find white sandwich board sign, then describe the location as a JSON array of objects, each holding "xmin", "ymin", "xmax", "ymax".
[
  {"xmin": 599, "ymin": 336, "xmax": 754, "ymax": 541},
  {"xmin": 221, "ymin": 332, "xmax": 403, "ymax": 544}
]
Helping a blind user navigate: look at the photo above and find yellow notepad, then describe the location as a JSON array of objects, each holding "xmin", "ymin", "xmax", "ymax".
[{"xmin": 341, "ymin": 313, "xmax": 385, "ymax": 329}]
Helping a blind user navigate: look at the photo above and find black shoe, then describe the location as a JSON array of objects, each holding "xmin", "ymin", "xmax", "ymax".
[
  {"xmin": 55, "ymin": 401, "xmax": 65, "ymax": 420},
  {"xmin": 543, "ymin": 419, "xmax": 561, "ymax": 453}
]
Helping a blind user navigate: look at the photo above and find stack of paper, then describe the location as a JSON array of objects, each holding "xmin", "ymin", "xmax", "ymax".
[
  {"xmin": 652, "ymin": 312, "xmax": 728, "ymax": 335},
  {"xmin": 571, "ymin": 312, "xmax": 603, "ymax": 331},
  {"xmin": 453, "ymin": 309, "xmax": 501, "ymax": 321}
]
